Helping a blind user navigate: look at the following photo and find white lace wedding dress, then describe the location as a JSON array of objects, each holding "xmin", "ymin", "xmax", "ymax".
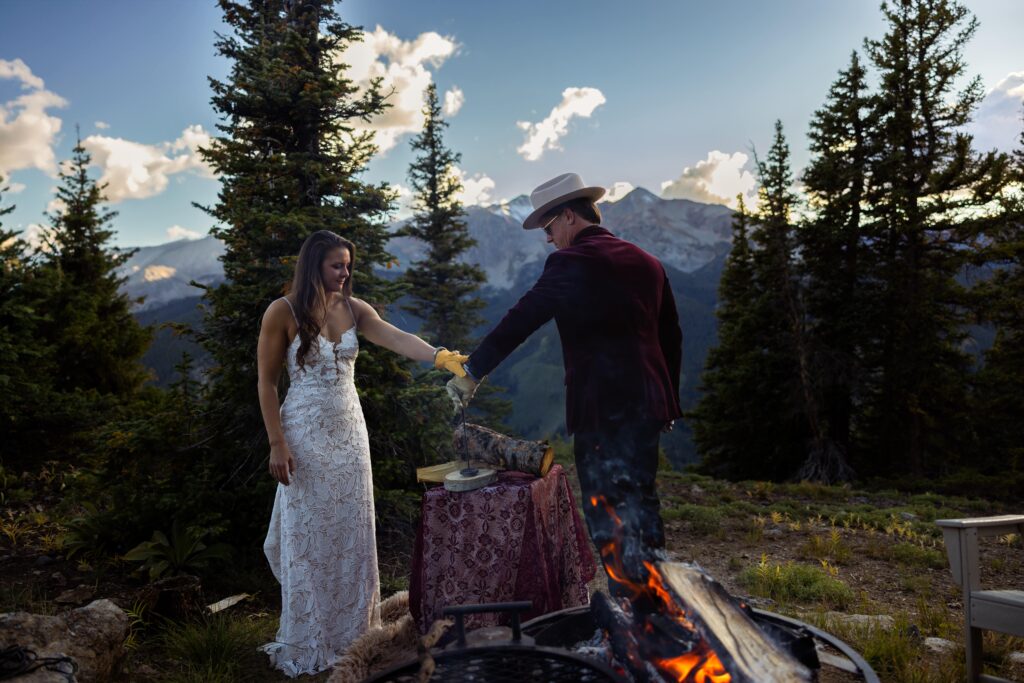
[{"xmin": 261, "ymin": 298, "xmax": 381, "ymax": 677}]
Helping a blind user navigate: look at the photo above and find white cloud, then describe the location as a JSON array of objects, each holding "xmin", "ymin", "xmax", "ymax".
[
  {"xmin": 82, "ymin": 124, "xmax": 216, "ymax": 203},
  {"xmin": 660, "ymin": 151, "xmax": 757, "ymax": 208},
  {"xmin": 339, "ymin": 26, "xmax": 459, "ymax": 155},
  {"xmin": 167, "ymin": 225, "xmax": 203, "ymax": 241},
  {"xmin": 46, "ymin": 197, "xmax": 66, "ymax": 214},
  {"xmin": 970, "ymin": 71, "xmax": 1024, "ymax": 153},
  {"xmin": 0, "ymin": 59, "xmax": 67, "ymax": 177},
  {"xmin": 603, "ymin": 181, "xmax": 634, "ymax": 203},
  {"xmin": 390, "ymin": 182, "xmax": 417, "ymax": 221},
  {"xmin": 23, "ymin": 223, "xmax": 54, "ymax": 251},
  {"xmin": 143, "ymin": 265, "xmax": 177, "ymax": 282},
  {"xmin": 451, "ymin": 166, "xmax": 495, "ymax": 206},
  {"xmin": 390, "ymin": 167, "xmax": 495, "ymax": 221},
  {"xmin": 95, "ymin": 121, "xmax": 110, "ymax": 130},
  {"xmin": 516, "ymin": 87, "xmax": 606, "ymax": 161},
  {"xmin": 444, "ymin": 87, "xmax": 464, "ymax": 116},
  {"xmin": 0, "ymin": 59, "xmax": 44, "ymax": 90},
  {"xmin": 6, "ymin": 181, "xmax": 25, "ymax": 194}
]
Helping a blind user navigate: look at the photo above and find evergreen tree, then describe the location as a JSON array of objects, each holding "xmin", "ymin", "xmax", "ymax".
[
  {"xmin": 748, "ymin": 122, "xmax": 820, "ymax": 479},
  {"xmin": 970, "ymin": 110, "xmax": 1024, "ymax": 476},
  {"xmin": 689, "ymin": 195, "xmax": 768, "ymax": 477},
  {"xmin": 36, "ymin": 135, "xmax": 150, "ymax": 396},
  {"xmin": 402, "ymin": 83, "xmax": 486, "ymax": 350},
  {"xmin": 197, "ymin": 1, "xmax": 450, "ymax": 532},
  {"xmin": 0, "ymin": 174, "xmax": 50, "ymax": 462},
  {"xmin": 796, "ymin": 52, "xmax": 873, "ymax": 482},
  {"xmin": 858, "ymin": 0, "xmax": 1006, "ymax": 477}
]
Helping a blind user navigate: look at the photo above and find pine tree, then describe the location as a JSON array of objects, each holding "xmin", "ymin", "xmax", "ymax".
[
  {"xmin": 691, "ymin": 126, "xmax": 812, "ymax": 483},
  {"xmin": 748, "ymin": 122, "xmax": 820, "ymax": 479},
  {"xmin": 689, "ymin": 195, "xmax": 769, "ymax": 477},
  {"xmin": 402, "ymin": 83, "xmax": 486, "ymax": 350},
  {"xmin": 796, "ymin": 52, "xmax": 872, "ymax": 482},
  {"xmin": 36, "ymin": 135, "xmax": 150, "ymax": 396},
  {"xmin": 0, "ymin": 174, "xmax": 49, "ymax": 462},
  {"xmin": 197, "ymin": 1, "xmax": 450, "ymax": 517},
  {"xmin": 970, "ymin": 110, "xmax": 1024, "ymax": 476},
  {"xmin": 858, "ymin": 0, "xmax": 1007, "ymax": 477}
]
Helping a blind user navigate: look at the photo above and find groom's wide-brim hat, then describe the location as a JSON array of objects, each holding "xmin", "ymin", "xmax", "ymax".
[{"xmin": 522, "ymin": 173, "xmax": 605, "ymax": 230}]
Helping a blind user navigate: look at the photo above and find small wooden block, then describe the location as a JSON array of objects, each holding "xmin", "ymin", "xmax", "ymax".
[
  {"xmin": 416, "ymin": 460, "xmax": 489, "ymax": 483},
  {"xmin": 444, "ymin": 468, "xmax": 498, "ymax": 492}
]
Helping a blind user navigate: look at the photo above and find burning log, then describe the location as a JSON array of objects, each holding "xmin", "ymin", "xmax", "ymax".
[
  {"xmin": 590, "ymin": 591, "xmax": 659, "ymax": 683},
  {"xmin": 452, "ymin": 423, "xmax": 554, "ymax": 477},
  {"xmin": 649, "ymin": 562, "xmax": 814, "ymax": 683}
]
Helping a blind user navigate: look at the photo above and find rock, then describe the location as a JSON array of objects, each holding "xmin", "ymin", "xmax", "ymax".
[
  {"xmin": 899, "ymin": 512, "xmax": 918, "ymax": 521},
  {"xmin": 32, "ymin": 555, "xmax": 55, "ymax": 567},
  {"xmin": 690, "ymin": 484, "xmax": 704, "ymax": 495},
  {"xmin": 136, "ymin": 574, "xmax": 204, "ymax": 621},
  {"xmin": 1008, "ymin": 651, "xmax": 1024, "ymax": 665},
  {"xmin": 822, "ymin": 612, "xmax": 895, "ymax": 631},
  {"xmin": 765, "ymin": 528, "xmax": 784, "ymax": 537},
  {"xmin": 50, "ymin": 572, "xmax": 67, "ymax": 587},
  {"xmin": 0, "ymin": 599, "xmax": 130, "ymax": 682},
  {"xmin": 924, "ymin": 637, "xmax": 957, "ymax": 655},
  {"xmin": 55, "ymin": 584, "xmax": 95, "ymax": 605}
]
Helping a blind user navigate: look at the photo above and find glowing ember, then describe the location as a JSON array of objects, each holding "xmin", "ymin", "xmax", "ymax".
[{"xmin": 589, "ymin": 495, "xmax": 732, "ymax": 683}]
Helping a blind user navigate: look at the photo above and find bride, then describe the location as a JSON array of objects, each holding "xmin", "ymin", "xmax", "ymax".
[{"xmin": 255, "ymin": 230, "xmax": 467, "ymax": 676}]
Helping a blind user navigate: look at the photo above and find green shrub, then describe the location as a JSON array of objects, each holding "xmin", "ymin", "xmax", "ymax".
[
  {"xmin": 124, "ymin": 521, "xmax": 231, "ymax": 581},
  {"xmin": 738, "ymin": 556, "xmax": 853, "ymax": 609},
  {"xmin": 890, "ymin": 543, "xmax": 946, "ymax": 569},
  {"xmin": 161, "ymin": 613, "xmax": 274, "ymax": 683},
  {"xmin": 661, "ymin": 503, "xmax": 725, "ymax": 535}
]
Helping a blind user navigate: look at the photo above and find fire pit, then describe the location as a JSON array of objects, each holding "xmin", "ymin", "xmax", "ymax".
[
  {"xmin": 521, "ymin": 604, "xmax": 880, "ymax": 682},
  {"xmin": 362, "ymin": 599, "xmax": 878, "ymax": 683}
]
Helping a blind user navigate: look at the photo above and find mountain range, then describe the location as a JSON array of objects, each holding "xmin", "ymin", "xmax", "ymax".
[{"xmin": 123, "ymin": 187, "xmax": 733, "ymax": 466}]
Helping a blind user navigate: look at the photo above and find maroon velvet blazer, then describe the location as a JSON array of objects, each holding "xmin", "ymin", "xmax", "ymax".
[{"xmin": 466, "ymin": 225, "xmax": 683, "ymax": 435}]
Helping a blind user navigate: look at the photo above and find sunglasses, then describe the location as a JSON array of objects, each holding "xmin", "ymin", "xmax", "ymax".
[{"xmin": 541, "ymin": 213, "xmax": 558, "ymax": 236}]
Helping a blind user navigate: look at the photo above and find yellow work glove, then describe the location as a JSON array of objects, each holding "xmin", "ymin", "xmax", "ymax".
[
  {"xmin": 433, "ymin": 348, "xmax": 469, "ymax": 378},
  {"xmin": 446, "ymin": 375, "xmax": 479, "ymax": 414}
]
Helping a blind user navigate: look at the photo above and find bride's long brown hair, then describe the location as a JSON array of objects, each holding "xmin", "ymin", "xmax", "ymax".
[{"xmin": 289, "ymin": 230, "xmax": 355, "ymax": 371}]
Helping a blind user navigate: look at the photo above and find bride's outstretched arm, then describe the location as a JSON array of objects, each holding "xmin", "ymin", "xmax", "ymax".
[{"xmin": 348, "ymin": 297, "xmax": 439, "ymax": 363}]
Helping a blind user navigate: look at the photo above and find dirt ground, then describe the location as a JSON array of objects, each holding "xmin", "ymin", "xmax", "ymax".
[{"xmin": 1, "ymin": 461, "xmax": 1022, "ymax": 682}]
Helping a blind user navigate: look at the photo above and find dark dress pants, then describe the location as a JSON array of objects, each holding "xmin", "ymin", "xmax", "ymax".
[{"xmin": 574, "ymin": 417, "xmax": 666, "ymax": 601}]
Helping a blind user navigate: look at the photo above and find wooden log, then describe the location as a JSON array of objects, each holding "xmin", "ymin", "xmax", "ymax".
[
  {"xmin": 655, "ymin": 562, "xmax": 814, "ymax": 683},
  {"xmin": 452, "ymin": 423, "xmax": 554, "ymax": 477},
  {"xmin": 590, "ymin": 592, "xmax": 659, "ymax": 683}
]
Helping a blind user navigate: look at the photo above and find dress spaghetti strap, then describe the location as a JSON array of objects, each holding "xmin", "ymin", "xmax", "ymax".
[
  {"xmin": 345, "ymin": 296, "xmax": 357, "ymax": 331},
  {"xmin": 280, "ymin": 297, "xmax": 299, "ymax": 324}
]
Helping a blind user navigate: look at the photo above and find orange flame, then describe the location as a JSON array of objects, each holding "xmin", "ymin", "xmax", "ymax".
[{"xmin": 589, "ymin": 495, "xmax": 732, "ymax": 683}]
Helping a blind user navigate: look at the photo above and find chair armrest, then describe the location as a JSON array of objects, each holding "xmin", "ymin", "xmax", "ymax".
[
  {"xmin": 936, "ymin": 515, "xmax": 1024, "ymax": 589},
  {"xmin": 935, "ymin": 515, "xmax": 1024, "ymax": 534}
]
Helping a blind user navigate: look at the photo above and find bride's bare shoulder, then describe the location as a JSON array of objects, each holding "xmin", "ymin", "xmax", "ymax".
[{"xmin": 262, "ymin": 298, "xmax": 296, "ymax": 331}]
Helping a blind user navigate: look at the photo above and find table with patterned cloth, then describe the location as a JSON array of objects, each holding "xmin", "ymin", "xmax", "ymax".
[{"xmin": 409, "ymin": 464, "xmax": 596, "ymax": 634}]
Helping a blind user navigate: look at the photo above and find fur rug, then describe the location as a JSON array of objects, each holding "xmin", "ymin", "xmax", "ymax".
[{"xmin": 328, "ymin": 591, "xmax": 451, "ymax": 683}]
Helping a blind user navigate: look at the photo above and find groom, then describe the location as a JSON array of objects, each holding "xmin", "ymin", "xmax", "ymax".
[{"xmin": 448, "ymin": 172, "xmax": 683, "ymax": 595}]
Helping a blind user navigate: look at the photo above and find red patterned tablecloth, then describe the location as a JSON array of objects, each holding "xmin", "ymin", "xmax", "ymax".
[{"xmin": 409, "ymin": 464, "xmax": 596, "ymax": 633}]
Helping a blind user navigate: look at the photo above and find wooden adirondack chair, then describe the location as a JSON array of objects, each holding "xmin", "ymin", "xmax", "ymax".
[{"xmin": 935, "ymin": 515, "xmax": 1024, "ymax": 683}]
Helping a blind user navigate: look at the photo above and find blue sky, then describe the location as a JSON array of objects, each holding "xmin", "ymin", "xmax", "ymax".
[{"xmin": 1, "ymin": 0, "xmax": 1022, "ymax": 247}]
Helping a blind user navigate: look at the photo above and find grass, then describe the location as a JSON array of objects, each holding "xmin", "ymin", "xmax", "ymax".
[
  {"xmin": 738, "ymin": 555, "xmax": 854, "ymax": 609},
  {"xmin": 798, "ymin": 528, "xmax": 852, "ymax": 564},
  {"xmin": 661, "ymin": 502, "xmax": 725, "ymax": 536},
  {"xmin": 159, "ymin": 612, "xmax": 279, "ymax": 683}
]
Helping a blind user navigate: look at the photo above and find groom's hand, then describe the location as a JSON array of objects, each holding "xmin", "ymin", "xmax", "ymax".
[
  {"xmin": 446, "ymin": 374, "xmax": 479, "ymax": 413},
  {"xmin": 433, "ymin": 348, "xmax": 469, "ymax": 377}
]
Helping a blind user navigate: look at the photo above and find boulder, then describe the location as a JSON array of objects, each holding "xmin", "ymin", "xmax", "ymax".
[
  {"xmin": 822, "ymin": 612, "xmax": 895, "ymax": 631},
  {"xmin": 0, "ymin": 599, "xmax": 130, "ymax": 682},
  {"xmin": 924, "ymin": 637, "xmax": 957, "ymax": 655}
]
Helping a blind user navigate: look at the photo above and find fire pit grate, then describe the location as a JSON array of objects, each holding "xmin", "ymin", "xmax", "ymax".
[{"xmin": 364, "ymin": 643, "xmax": 627, "ymax": 683}]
